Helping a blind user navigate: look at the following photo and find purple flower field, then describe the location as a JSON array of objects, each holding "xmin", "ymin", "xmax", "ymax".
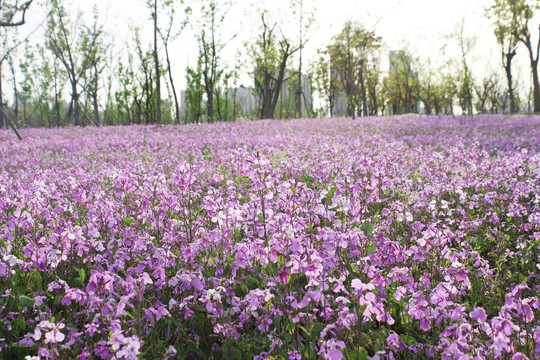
[{"xmin": 1, "ymin": 115, "xmax": 539, "ymax": 359}]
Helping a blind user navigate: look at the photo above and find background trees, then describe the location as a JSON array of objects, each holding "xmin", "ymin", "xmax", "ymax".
[
  {"xmin": 323, "ymin": 21, "xmax": 381, "ymax": 118},
  {"xmin": 45, "ymin": 0, "xmax": 105, "ymax": 126},
  {"xmin": 0, "ymin": 0, "xmax": 540, "ymax": 132},
  {"xmin": 251, "ymin": 12, "xmax": 301, "ymax": 119},
  {"xmin": 0, "ymin": 0, "xmax": 34, "ymax": 137}
]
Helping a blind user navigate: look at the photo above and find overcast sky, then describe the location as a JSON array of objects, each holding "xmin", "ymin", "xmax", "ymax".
[{"xmin": 22, "ymin": 0, "xmax": 533, "ymax": 92}]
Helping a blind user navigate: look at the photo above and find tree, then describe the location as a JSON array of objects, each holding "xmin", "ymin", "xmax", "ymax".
[
  {"xmin": 449, "ymin": 19, "xmax": 476, "ymax": 115},
  {"xmin": 0, "ymin": 0, "xmax": 33, "ymax": 138},
  {"xmin": 196, "ymin": 0, "xmax": 230, "ymax": 123},
  {"xmin": 158, "ymin": 0, "xmax": 190, "ymax": 124},
  {"xmin": 132, "ymin": 27, "xmax": 156, "ymax": 124},
  {"xmin": 45, "ymin": 1, "xmax": 106, "ymax": 126},
  {"xmin": 507, "ymin": 0, "xmax": 540, "ymax": 112},
  {"xmin": 487, "ymin": 0, "xmax": 521, "ymax": 113},
  {"xmin": 291, "ymin": 0, "xmax": 314, "ymax": 119},
  {"xmin": 312, "ymin": 50, "xmax": 340, "ymax": 116},
  {"xmin": 251, "ymin": 12, "xmax": 301, "ymax": 119},
  {"xmin": 475, "ymin": 72, "xmax": 503, "ymax": 113},
  {"xmin": 384, "ymin": 49, "xmax": 421, "ymax": 114},
  {"xmin": 148, "ymin": 0, "xmax": 162, "ymax": 124},
  {"xmin": 108, "ymin": 57, "xmax": 137, "ymax": 125},
  {"xmin": 185, "ymin": 56, "xmax": 204, "ymax": 124},
  {"xmin": 418, "ymin": 60, "xmax": 438, "ymax": 115},
  {"xmin": 365, "ymin": 54, "xmax": 382, "ymax": 115},
  {"xmin": 327, "ymin": 21, "xmax": 381, "ymax": 118},
  {"xmin": 0, "ymin": 0, "xmax": 32, "ymax": 27}
]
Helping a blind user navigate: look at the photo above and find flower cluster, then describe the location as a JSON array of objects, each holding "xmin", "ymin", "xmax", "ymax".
[{"xmin": 0, "ymin": 115, "xmax": 539, "ymax": 359}]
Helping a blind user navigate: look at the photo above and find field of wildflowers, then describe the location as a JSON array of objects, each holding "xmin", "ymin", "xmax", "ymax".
[{"xmin": 0, "ymin": 115, "xmax": 539, "ymax": 359}]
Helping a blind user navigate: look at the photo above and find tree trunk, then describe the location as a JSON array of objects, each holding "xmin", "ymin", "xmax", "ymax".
[
  {"xmin": 263, "ymin": 47, "xmax": 291, "ymax": 119},
  {"xmin": 13, "ymin": 81, "xmax": 18, "ymax": 126},
  {"xmin": 207, "ymin": 89, "xmax": 214, "ymax": 123},
  {"xmin": 0, "ymin": 105, "xmax": 22, "ymax": 140},
  {"xmin": 153, "ymin": 0, "xmax": 162, "ymax": 124},
  {"xmin": 521, "ymin": 31, "xmax": 540, "ymax": 113},
  {"xmin": 73, "ymin": 85, "xmax": 80, "ymax": 126},
  {"xmin": 531, "ymin": 56, "xmax": 540, "ymax": 113},
  {"xmin": 359, "ymin": 62, "xmax": 368, "ymax": 117},
  {"xmin": 93, "ymin": 65, "xmax": 100, "ymax": 125},
  {"xmin": 165, "ymin": 46, "xmax": 180, "ymax": 124},
  {"xmin": 297, "ymin": 60, "xmax": 302, "ymax": 119},
  {"xmin": 503, "ymin": 50, "xmax": 517, "ymax": 113},
  {"xmin": 0, "ymin": 63, "xmax": 4, "ymax": 129}
]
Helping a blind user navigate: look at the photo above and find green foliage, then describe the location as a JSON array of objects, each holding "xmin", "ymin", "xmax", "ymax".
[
  {"xmin": 185, "ymin": 56, "xmax": 205, "ymax": 124},
  {"xmin": 383, "ymin": 50, "xmax": 421, "ymax": 115},
  {"xmin": 45, "ymin": 0, "xmax": 106, "ymax": 126},
  {"xmin": 326, "ymin": 21, "xmax": 381, "ymax": 117},
  {"xmin": 360, "ymin": 221, "xmax": 373, "ymax": 235}
]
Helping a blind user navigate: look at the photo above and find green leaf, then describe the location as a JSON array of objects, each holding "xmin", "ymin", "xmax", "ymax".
[
  {"xmin": 346, "ymin": 347, "xmax": 368, "ymax": 360},
  {"xmin": 78, "ymin": 268, "xmax": 86, "ymax": 284},
  {"xmin": 360, "ymin": 221, "xmax": 373, "ymax": 235},
  {"xmin": 123, "ymin": 217, "xmax": 134, "ymax": 226},
  {"xmin": 403, "ymin": 334, "xmax": 417, "ymax": 346},
  {"xmin": 283, "ymin": 333, "xmax": 293, "ymax": 344},
  {"xmin": 19, "ymin": 295, "xmax": 35, "ymax": 307}
]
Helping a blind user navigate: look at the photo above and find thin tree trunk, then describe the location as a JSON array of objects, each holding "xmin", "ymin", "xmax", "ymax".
[
  {"xmin": 521, "ymin": 31, "xmax": 540, "ymax": 113},
  {"xmin": 503, "ymin": 50, "xmax": 516, "ymax": 113},
  {"xmin": 93, "ymin": 65, "xmax": 100, "ymax": 125},
  {"xmin": 0, "ymin": 105, "xmax": 22, "ymax": 140},
  {"xmin": 531, "ymin": 54, "xmax": 540, "ymax": 113},
  {"xmin": 207, "ymin": 89, "xmax": 214, "ymax": 123},
  {"xmin": 267, "ymin": 48, "xmax": 291, "ymax": 119},
  {"xmin": 0, "ymin": 63, "xmax": 4, "ymax": 129},
  {"xmin": 359, "ymin": 62, "xmax": 367, "ymax": 117},
  {"xmin": 154, "ymin": 0, "xmax": 162, "ymax": 124},
  {"xmin": 164, "ymin": 47, "xmax": 180, "ymax": 124}
]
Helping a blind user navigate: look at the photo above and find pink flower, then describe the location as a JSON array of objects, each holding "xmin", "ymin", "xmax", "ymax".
[
  {"xmin": 32, "ymin": 328, "xmax": 42, "ymax": 341},
  {"xmin": 277, "ymin": 268, "xmax": 290, "ymax": 284},
  {"xmin": 116, "ymin": 335, "xmax": 141, "ymax": 360},
  {"xmin": 44, "ymin": 323, "xmax": 65, "ymax": 344},
  {"xmin": 351, "ymin": 279, "xmax": 363, "ymax": 291},
  {"xmin": 387, "ymin": 333, "xmax": 399, "ymax": 347},
  {"xmin": 288, "ymin": 350, "xmax": 302, "ymax": 360},
  {"xmin": 469, "ymin": 307, "xmax": 487, "ymax": 323},
  {"xmin": 323, "ymin": 339, "xmax": 346, "ymax": 360},
  {"xmin": 394, "ymin": 286, "xmax": 406, "ymax": 301},
  {"xmin": 327, "ymin": 348, "xmax": 343, "ymax": 360},
  {"xmin": 419, "ymin": 318, "xmax": 431, "ymax": 331},
  {"xmin": 192, "ymin": 278, "xmax": 204, "ymax": 291}
]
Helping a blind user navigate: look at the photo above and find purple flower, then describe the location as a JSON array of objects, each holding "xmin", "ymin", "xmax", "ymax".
[
  {"xmin": 327, "ymin": 348, "xmax": 343, "ymax": 360},
  {"xmin": 419, "ymin": 318, "xmax": 431, "ymax": 331},
  {"xmin": 192, "ymin": 278, "xmax": 204, "ymax": 291},
  {"xmin": 387, "ymin": 333, "xmax": 399, "ymax": 347},
  {"xmin": 43, "ymin": 322, "xmax": 65, "ymax": 344},
  {"xmin": 469, "ymin": 307, "xmax": 487, "ymax": 323},
  {"xmin": 394, "ymin": 286, "xmax": 406, "ymax": 301},
  {"xmin": 116, "ymin": 335, "xmax": 141, "ymax": 359}
]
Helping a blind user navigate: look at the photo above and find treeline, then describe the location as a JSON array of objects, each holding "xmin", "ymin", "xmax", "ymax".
[{"xmin": 1, "ymin": 0, "xmax": 539, "ymax": 130}]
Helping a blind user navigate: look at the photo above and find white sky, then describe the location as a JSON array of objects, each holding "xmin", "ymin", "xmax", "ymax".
[{"xmin": 19, "ymin": 0, "xmax": 534, "ymax": 95}]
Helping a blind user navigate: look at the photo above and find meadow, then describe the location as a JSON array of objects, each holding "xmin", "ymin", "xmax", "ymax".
[{"xmin": 0, "ymin": 115, "xmax": 539, "ymax": 359}]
